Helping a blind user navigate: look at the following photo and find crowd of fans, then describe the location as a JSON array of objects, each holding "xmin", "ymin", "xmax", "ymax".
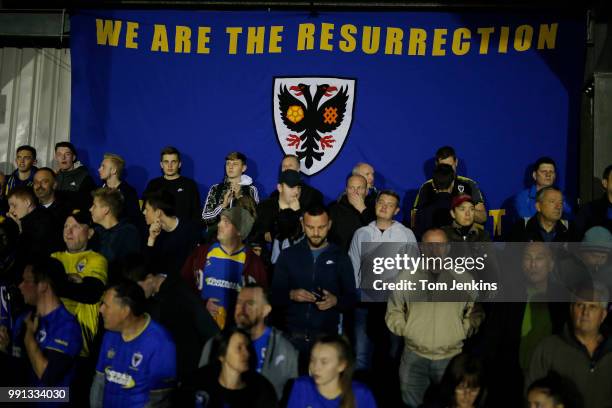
[{"xmin": 0, "ymin": 141, "xmax": 611, "ymax": 408}]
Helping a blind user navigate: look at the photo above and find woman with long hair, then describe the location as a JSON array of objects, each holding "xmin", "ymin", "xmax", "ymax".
[
  {"xmin": 424, "ymin": 353, "xmax": 486, "ymax": 408},
  {"xmin": 287, "ymin": 334, "xmax": 377, "ymax": 408},
  {"xmin": 180, "ymin": 327, "xmax": 277, "ymax": 407}
]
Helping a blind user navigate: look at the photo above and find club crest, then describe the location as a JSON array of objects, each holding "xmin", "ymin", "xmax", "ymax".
[
  {"xmin": 273, "ymin": 77, "xmax": 356, "ymax": 176},
  {"xmin": 131, "ymin": 352, "xmax": 143, "ymax": 368},
  {"xmin": 76, "ymin": 258, "xmax": 87, "ymax": 273},
  {"xmin": 37, "ymin": 329, "xmax": 47, "ymax": 343}
]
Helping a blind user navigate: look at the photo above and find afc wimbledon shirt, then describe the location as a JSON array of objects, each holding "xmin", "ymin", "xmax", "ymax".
[
  {"xmin": 12, "ymin": 304, "xmax": 82, "ymax": 387},
  {"xmin": 197, "ymin": 243, "xmax": 246, "ymax": 329},
  {"xmin": 52, "ymin": 250, "xmax": 108, "ymax": 357},
  {"xmin": 96, "ymin": 315, "xmax": 177, "ymax": 408}
]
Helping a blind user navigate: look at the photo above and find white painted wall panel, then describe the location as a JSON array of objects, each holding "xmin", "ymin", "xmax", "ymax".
[{"xmin": 0, "ymin": 47, "xmax": 71, "ymax": 175}]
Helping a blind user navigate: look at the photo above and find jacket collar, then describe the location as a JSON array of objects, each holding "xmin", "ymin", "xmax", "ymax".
[
  {"xmin": 526, "ymin": 215, "xmax": 567, "ymax": 234},
  {"xmin": 296, "ymin": 236, "xmax": 337, "ymax": 254},
  {"xmin": 10, "ymin": 167, "xmax": 37, "ymax": 181},
  {"xmin": 561, "ymin": 324, "xmax": 612, "ymax": 360}
]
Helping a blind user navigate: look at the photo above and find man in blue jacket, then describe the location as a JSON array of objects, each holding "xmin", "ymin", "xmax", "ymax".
[
  {"xmin": 271, "ymin": 205, "xmax": 357, "ymax": 372},
  {"xmin": 513, "ymin": 156, "xmax": 573, "ymax": 222}
]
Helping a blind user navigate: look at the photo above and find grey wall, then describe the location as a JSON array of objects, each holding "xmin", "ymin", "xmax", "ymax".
[{"xmin": 0, "ymin": 47, "xmax": 71, "ymax": 175}]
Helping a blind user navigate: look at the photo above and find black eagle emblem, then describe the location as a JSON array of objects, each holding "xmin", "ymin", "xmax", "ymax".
[{"xmin": 278, "ymin": 83, "xmax": 349, "ymax": 169}]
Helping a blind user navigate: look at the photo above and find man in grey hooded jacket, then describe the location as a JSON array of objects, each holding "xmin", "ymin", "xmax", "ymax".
[{"xmin": 199, "ymin": 283, "xmax": 298, "ymax": 399}]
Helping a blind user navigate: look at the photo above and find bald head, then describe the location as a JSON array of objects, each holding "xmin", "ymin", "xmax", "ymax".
[
  {"xmin": 352, "ymin": 162, "xmax": 375, "ymax": 190},
  {"xmin": 347, "ymin": 174, "xmax": 367, "ymax": 187}
]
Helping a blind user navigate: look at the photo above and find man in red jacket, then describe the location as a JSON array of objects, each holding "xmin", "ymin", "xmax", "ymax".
[{"xmin": 182, "ymin": 206, "xmax": 267, "ymax": 329}]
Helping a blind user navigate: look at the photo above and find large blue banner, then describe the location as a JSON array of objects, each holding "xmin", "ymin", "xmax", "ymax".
[{"xmin": 70, "ymin": 10, "xmax": 585, "ymax": 231}]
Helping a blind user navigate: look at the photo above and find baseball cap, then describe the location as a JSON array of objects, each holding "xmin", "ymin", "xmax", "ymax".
[
  {"xmin": 68, "ymin": 209, "xmax": 93, "ymax": 227},
  {"xmin": 278, "ymin": 170, "xmax": 302, "ymax": 188},
  {"xmin": 451, "ymin": 194, "xmax": 474, "ymax": 210}
]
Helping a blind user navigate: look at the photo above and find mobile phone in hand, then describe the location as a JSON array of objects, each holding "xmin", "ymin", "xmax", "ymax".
[{"xmin": 312, "ymin": 287, "xmax": 324, "ymax": 302}]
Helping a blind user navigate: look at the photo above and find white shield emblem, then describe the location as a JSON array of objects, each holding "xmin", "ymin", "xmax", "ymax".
[
  {"xmin": 131, "ymin": 352, "xmax": 143, "ymax": 368},
  {"xmin": 37, "ymin": 329, "xmax": 47, "ymax": 344},
  {"xmin": 273, "ymin": 77, "xmax": 356, "ymax": 176}
]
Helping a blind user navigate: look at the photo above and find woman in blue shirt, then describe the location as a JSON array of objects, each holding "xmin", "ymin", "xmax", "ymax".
[{"xmin": 287, "ymin": 334, "xmax": 377, "ymax": 408}]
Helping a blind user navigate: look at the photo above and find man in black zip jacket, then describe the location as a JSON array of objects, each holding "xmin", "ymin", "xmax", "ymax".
[{"xmin": 271, "ymin": 205, "xmax": 357, "ymax": 372}]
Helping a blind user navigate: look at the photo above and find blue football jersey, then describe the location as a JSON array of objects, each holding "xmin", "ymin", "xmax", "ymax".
[
  {"xmin": 12, "ymin": 304, "xmax": 82, "ymax": 387},
  {"xmin": 197, "ymin": 243, "xmax": 246, "ymax": 328},
  {"xmin": 96, "ymin": 315, "xmax": 177, "ymax": 408}
]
